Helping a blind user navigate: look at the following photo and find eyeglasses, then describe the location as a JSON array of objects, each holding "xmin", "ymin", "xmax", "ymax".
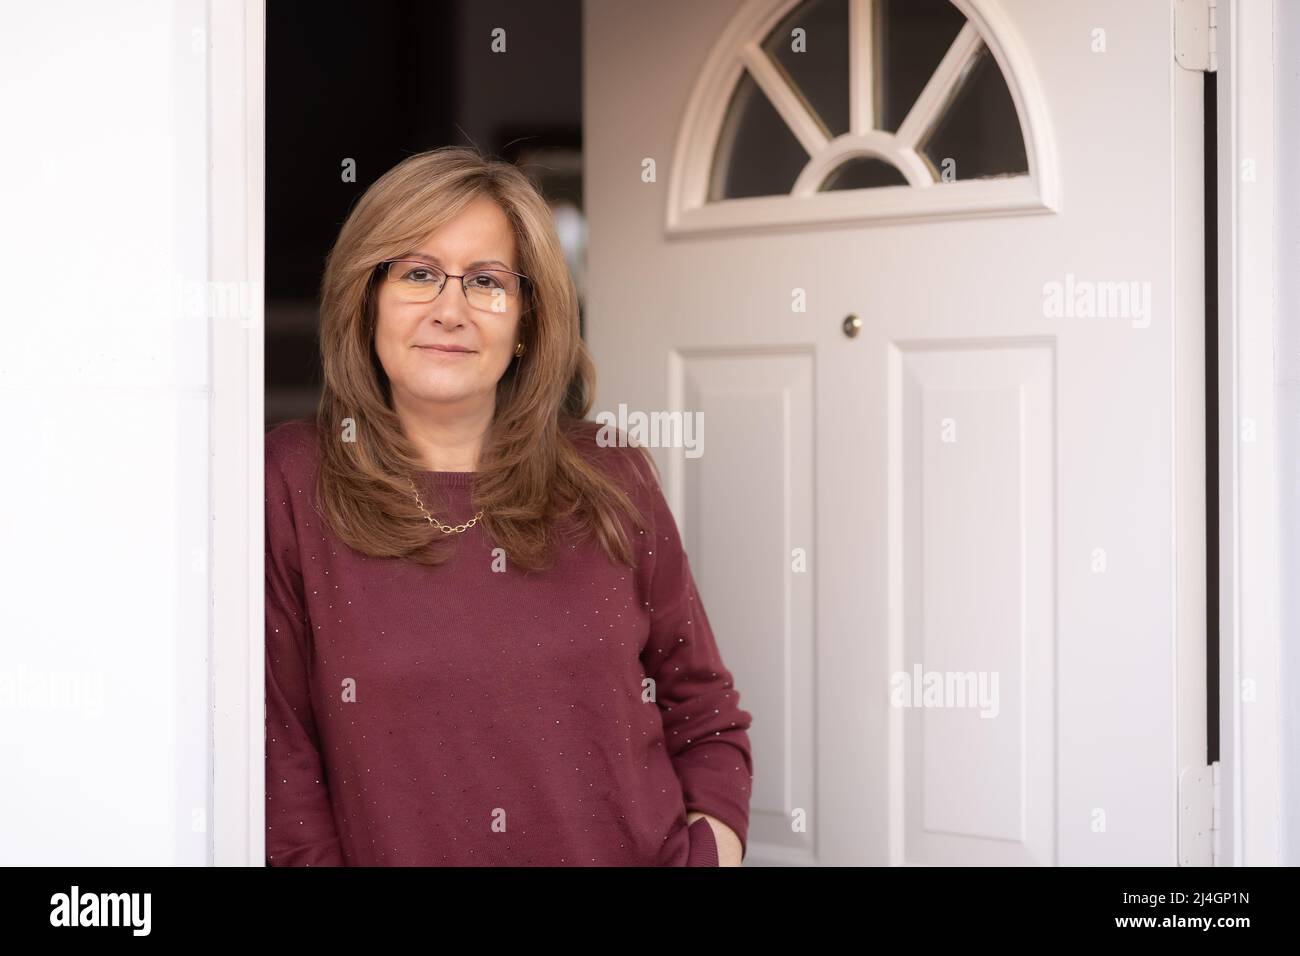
[{"xmin": 379, "ymin": 259, "xmax": 529, "ymax": 313}]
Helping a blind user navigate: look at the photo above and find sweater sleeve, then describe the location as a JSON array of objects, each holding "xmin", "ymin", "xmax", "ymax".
[
  {"xmin": 264, "ymin": 435, "xmax": 347, "ymax": 866},
  {"xmin": 629, "ymin": 449, "xmax": 756, "ymax": 859}
]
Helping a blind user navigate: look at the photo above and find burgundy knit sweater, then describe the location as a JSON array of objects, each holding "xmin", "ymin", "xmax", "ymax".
[{"xmin": 264, "ymin": 419, "xmax": 754, "ymax": 866}]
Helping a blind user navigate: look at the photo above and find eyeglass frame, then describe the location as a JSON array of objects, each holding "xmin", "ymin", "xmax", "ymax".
[{"xmin": 376, "ymin": 258, "xmax": 531, "ymax": 311}]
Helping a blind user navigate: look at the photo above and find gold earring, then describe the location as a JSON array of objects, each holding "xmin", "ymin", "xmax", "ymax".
[{"xmin": 514, "ymin": 342, "xmax": 525, "ymax": 357}]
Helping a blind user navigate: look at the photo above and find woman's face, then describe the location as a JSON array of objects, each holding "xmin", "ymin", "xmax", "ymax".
[{"xmin": 374, "ymin": 195, "xmax": 524, "ymax": 415}]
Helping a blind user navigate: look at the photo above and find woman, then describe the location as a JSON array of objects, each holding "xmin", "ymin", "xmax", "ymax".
[{"xmin": 265, "ymin": 146, "xmax": 754, "ymax": 866}]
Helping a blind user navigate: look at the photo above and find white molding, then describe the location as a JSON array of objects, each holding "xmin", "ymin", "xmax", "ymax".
[
  {"xmin": 210, "ymin": 0, "xmax": 266, "ymax": 867},
  {"xmin": 670, "ymin": 175, "xmax": 1048, "ymax": 237},
  {"xmin": 848, "ymin": 0, "xmax": 876, "ymax": 133},
  {"xmin": 665, "ymin": 0, "xmax": 1059, "ymax": 236},
  {"xmin": 791, "ymin": 131, "xmax": 932, "ymax": 192},
  {"xmin": 1173, "ymin": 31, "xmax": 1209, "ymax": 867},
  {"xmin": 1216, "ymin": 0, "xmax": 1281, "ymax": 867},
  {"xmin": 951, "ymin": 0, "xmax": 1057, "ymax": 209}
]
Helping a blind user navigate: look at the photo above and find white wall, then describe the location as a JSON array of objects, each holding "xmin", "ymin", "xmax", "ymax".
[
  {"xmin": 0, "ymin": 0, "xmax": 211, "ymax": 864},
  {"xmin": 1275, "ymin": 0, "xmax": 1300, "ymax": 870}
]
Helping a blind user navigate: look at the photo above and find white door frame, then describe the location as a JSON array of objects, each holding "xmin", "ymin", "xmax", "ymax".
[
  {"xmin": 209, "ymin": 0, "xmax": 265, "ymax": 867},
  {"xmin": 1213, "ymin": 0, "xmax": 1281, "ymax": 867},
  {"xmin": 206, "ymin": 0, "xmax": 1282, "ymax": 867}
]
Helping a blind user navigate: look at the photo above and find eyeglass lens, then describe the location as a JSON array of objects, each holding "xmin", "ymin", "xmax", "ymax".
[{"xmin": 385, "ymin": 261, "xmax": 522, "ymax": 313}]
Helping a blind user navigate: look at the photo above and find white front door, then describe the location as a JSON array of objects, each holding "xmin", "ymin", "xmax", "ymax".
[{"xmin": 585, "ymin": 0, "xmax": 1205, "ymax": 865}]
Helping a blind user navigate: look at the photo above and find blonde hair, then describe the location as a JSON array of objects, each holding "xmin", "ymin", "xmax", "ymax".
[{"xmin": 313, "ymin": 146, "xmax": 652, "ymax": 571}]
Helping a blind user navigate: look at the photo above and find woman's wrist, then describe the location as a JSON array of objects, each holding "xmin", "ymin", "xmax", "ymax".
[{"xmin": 686, "ymin": 811, "xmax": 743, "ymax": 866}]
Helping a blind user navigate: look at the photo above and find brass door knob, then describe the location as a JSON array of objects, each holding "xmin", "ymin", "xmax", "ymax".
[{"xmin": 842, "ymin": 313, "xmax": 862, "ymax": 338}]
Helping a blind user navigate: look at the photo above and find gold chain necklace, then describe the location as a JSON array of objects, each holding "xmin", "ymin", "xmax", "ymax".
[{"xmin": 409, "ymin": 479, "xmax": 484, "ymax": 535}]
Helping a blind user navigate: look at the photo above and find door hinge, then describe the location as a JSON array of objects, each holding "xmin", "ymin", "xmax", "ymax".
[
  {"xmin": 1175, "ymin": 0, "xmax": 1218, "ymax": 72},
  {"xmin": 1178, "ymin": 761, "xmax": 1221, "ymax": 866},
  {"xmin": 1211, "ymin": 760, "xmax": 1222, "ymax": 866}
]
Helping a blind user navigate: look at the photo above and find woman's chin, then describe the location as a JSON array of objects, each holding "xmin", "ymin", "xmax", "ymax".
[{"xmin": 405, "ymin": 380, "xmax": 486, "ymax": 407}]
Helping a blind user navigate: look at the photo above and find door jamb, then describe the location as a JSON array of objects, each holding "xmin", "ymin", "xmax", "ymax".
[
  {"xmin": 1214, "ymin": 0, "xmax": 1282, "ymax": 867},
  {"xmin": 210, "ymin": 0, "xmax": 266, "ymax": 867}
]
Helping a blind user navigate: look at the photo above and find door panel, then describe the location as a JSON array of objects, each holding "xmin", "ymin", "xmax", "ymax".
[
  {"xmin": 676, "ymin": 349, "xmax": 815, "ymax": 861},
  {"xmin": 899, "ymin": 343, "xmax": 1055, "ymax": 864}
]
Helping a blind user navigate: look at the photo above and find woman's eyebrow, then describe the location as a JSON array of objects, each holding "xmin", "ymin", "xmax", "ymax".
[{"xmin": 401, "ymin": 252, "xmax": 511, "ymax": 270}]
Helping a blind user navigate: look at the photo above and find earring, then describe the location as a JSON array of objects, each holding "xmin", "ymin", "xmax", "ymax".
[{"xmin": 514, "ymin": 341, "xmax": 525, "ymax": 357}]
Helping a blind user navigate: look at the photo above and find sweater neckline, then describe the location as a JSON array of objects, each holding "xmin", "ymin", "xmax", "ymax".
[{"xmin": 418, "ymin": 470, "xmax": 476, "ymax": 487}]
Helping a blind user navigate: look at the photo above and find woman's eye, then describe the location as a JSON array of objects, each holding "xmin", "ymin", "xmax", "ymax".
[
  {"xmin": 468, "ymin": 273, "xmax": 505, "ymax": 290},
  {"xmin": 392, "ymin": 265, "xmax": 438, "ymax": 283}
]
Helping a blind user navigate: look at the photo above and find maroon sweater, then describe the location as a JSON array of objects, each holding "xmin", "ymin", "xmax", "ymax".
[{"xmin": 264, "ymin": 419, "xmax": 754, "ymax": 866}]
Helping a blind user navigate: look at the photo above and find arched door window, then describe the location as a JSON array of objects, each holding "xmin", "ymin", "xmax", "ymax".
[{"xmin": 667, "ymin": 0, "xmax": 1056, "ymax": 234}]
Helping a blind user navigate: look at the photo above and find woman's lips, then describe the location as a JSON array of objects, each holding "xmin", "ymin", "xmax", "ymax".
[{"xmin": 414, "ymin": 344, "xmax": 475, "ymax": 355}]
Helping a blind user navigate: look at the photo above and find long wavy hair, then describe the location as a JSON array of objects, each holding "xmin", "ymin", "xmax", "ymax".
[{"xmin": 314, "ymin": 146, "xmax": 652, "ymax": 572}]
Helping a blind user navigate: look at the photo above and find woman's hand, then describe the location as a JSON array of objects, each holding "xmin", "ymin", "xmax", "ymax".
[{"xmin": 686, "ymin": 811, "xmax": 743, "ymax": 866}]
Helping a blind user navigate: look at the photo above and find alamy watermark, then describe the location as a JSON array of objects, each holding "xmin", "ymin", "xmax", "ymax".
[
  {"xmin": 141, "ymin": 276, "xmax": 263, "ymax": 326},
  {"xmin": 50, "ymin": 886, "xmax": 150, "ymax": 936},
  {"xmin": 0, "ymin": 665, "xmax": 106, "ymax": 716},
  {"xmin": 595, "ymin": 404, "xmax": 704, "ymax": 459},
  {"xmin": 1042, "ymin": 273, "xmax": 1151, "ymax": 329},
  {"xmin": 889, "ymin": 664, "xmax": 1000, "ymax": 719}
]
